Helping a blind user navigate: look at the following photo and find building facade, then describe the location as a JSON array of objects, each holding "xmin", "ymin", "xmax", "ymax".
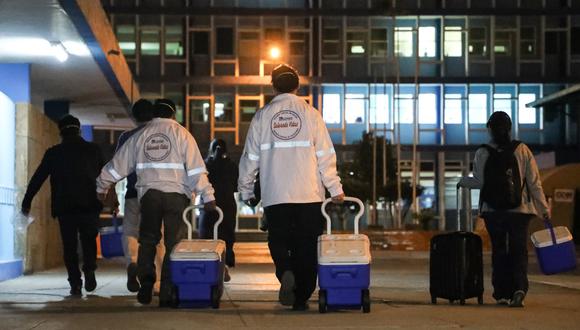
[{"xmin": 102, "ymin": 0, "xmax": 580, "ymax": 229}]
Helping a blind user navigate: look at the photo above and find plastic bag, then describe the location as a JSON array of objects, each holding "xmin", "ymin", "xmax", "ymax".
[{"xmin": 13, "ymin": 212, "xmax": 34, "ymax": 232}]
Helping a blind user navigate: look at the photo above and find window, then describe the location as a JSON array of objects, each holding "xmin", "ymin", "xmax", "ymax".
[
  {"xmin": 116, "ymin": 25, "xmax": 136, "ymax": 56},
  {"xmin": 140, "ymin": 29, "xmax": 160, "ymax": 56},
  {"xmin": 494, "ymin": 31, "xmax": 512, "ymax": 55},
  {"xmin": 493, "ymin": 94, "xmax": 512, "ymax": 118},
  {"xmin": 370, "ymin": 29, "xmax": 387, "ymax": 57},
  {"xmin": 444, "ymin": 94, "xmax": 463, "ymax": 124},
  {"xmin": 369, "ymin": 93, "xmax": 389, "ymax": 124},
  {"xmin": 518, "ymin": 94, "xmax": 537, "ymax": 124},
  {"xmin": 468, "ymin": 94, "xmax": 487, "ymax": 124},
  {"xmin": 289, "ymin": 32, "xmax": 307, "ymax": 56},
  {"xmin": 191, "ymin": 31, "xmax": 209, "ymax": 55},
  {"xmin": 322, "ymin": 93, "xmax": 341, "ymax": 124},
  {"xmin": 240, "ymin": 100, "xmax": 260, "ymax": 122},
  {"xmin": 215, "ymin": 95, "xmax": 234, "ymax": 123},
  {"xmin": 190, "ymin": 100, "xmax": 210, "ymax": 123},
  {"xmin": 468, "ymin": 27, "xmax": 487, "ymax": 56},
  {"xmin": 394, "ymin": 94, "xmax": 414, "ymax": 123},
  {"xmin": 216, "ymin": 27, "xmax": 234, "ymax": 55},
  {"xmin": 239, "ymin": 32, "xmax": 259, "ymax": 57},
  {"xmin": 345, "ymin": 94, "xmax": 365, "ymax": 124},
  {"xmin": 418, "ymin": 94, "xmax": 437, "ymax": 124},
  {"xmin": 347, "ymin": 32, "xmax": 366, "ymax": 55},
  {"xmin": 165, "ymin": 25, "xmax": 184, "ymax": 57},
  {"xmin": 571, "ymin": 27, "xmax": 580, "ymax": 55},
  {"xmin": 395, "ymin": 27, "xmax": 413, "ymax": 57},
  {"xmin": 265, "ymin": 28, "xmax": 283, "ymax": 41},
  {"xmin": 322, "ymin": 28, "xmax": 340, "ymax": 58},
  {"xmin": 418, "ymin": 26, "xmax": 436, "ymax": 57},
  {"xmin": 444, "ymin": 27, "xmax": 462, "ymax": 57},
  {"xmin": 520, "ymin": 27, "xmax": 536, "ymax": 56}
]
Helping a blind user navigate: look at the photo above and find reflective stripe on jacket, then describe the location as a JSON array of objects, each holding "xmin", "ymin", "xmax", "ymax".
[
  {"xmin": 96, "ymin": 118, "xmax": 215, "ymax": 202},
  {"xmin": 238, "ymin": 93, "xmax": 343, "ymax": 207}
]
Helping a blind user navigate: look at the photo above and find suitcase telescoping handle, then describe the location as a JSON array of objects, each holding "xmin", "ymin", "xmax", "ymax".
[
  {"xmin": 182, "ymin": 205, "xmax": 223, "ymax": 241},
  {"xmin": 321, "ymin": 197, "xmax": 365, "ymax": 235},
  {"xmin": 456, "ymin": 184, "xmax": 473, "ymax": 232}
]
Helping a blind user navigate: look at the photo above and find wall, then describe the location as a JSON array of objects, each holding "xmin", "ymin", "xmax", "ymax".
[{"xmin": 15, "ymin": 104, "xmax": 62, "ymax": 274}]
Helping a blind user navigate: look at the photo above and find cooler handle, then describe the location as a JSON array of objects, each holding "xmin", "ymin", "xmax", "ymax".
[
  {"xmin": 112, "ymin": 213, "xmax": 119, "ymax": 234},
  {"xmin": 321, "ymin": 197, "xmax": 364, "ymax": 235},
  {"xmin": 544, "ymin": 218, "xmax": 557, "ymax": 245},
  {"xmin": 182, "ymin": 205, "xmax": 223, "ymax": 241}
]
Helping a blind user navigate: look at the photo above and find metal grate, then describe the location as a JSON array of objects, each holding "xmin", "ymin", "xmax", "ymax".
[{"xmin": 0, "ymin": 186, "xmax": 16, "ymax": 206}]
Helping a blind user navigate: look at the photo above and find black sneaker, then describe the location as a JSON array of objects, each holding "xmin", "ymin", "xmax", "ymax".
[
  {"xmin": 292, "ymin": 301, "xmax": 309, "ymax": 311},
  {"xmin": 279, "ymin": 271, "xmax": 296, "ymax": 306},
  {"xmin": 127, "ymin": 263, "xmax": 140, "ymax": 293},
  {"xmin": 509, "ymin": 290, "xmax": 526, "ymax": 308},
  {"xmin": 138, "ymin": 283, "xmax": 154, "ymax": 305},
  {"xmin": 84, "ymin": 272, "xmax": 97, "ymax": 292},
  {"xmin": 70, "ymin": 284, "xmax": 82, "ymax": 297}
]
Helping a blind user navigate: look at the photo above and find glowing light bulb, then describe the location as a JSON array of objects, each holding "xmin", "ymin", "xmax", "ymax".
[{"xmin": 269, "ymin": 46, "xmax": 281, "ymax": 59}]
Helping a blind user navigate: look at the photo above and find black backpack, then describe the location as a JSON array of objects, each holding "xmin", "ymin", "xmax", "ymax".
[{"xmin": 481, "ymin": 140, "xmax": 527, "ymax": 210}]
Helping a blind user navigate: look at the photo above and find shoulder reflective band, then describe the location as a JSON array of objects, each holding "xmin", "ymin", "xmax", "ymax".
[
  {"xmin": 247, "ymin": 152, "xmax": 260, "ymax": 161},
  {"xmin": 260, "ymin": 140, "xmax": 311, "ymax": 150},
  {"xmin": 109, "ymin": 168, "xmax": 123, "ymax": 181},
  {"xmin": 316, "ymin": 147, "xmax": 335, "ymax": 158},
  {"xmin": 136, "ymin": 163, "xmax": 185, "ymax": 170},
  {"xmin": 187, "ymin": 166, "xmax": 206, "ymax": 176}
]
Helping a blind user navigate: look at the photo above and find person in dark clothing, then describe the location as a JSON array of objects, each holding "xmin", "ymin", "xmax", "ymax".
[
  {"xmin": 199, "ymin": 139, "xmax": 239, "ymax": 281},
  {"xmin": 21, "ymin": 115, "xmax": 104, "ymax": 296}
]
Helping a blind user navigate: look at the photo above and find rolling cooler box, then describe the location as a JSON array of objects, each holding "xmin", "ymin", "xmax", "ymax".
[
  {"xmin": 430, "ymin": 186, "xmax": 484, "ymax": 305},
  {"xmin": 99, "ymin": 214, "xmax": 124, "ymax": 259},
  {"xmin": 318, "ymin": 197, "xmax": 371, "ymax": 313},
  {"xmin": 170, "ymin": 205, "xmax": 225, "ymax": 308},
  {"xmin": 531, "ymin": 220, "xmax": 577, "ymax": 275}
]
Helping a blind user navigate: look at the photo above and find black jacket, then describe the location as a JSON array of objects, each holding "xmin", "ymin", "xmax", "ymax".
[{"xmin": 22, "ymin": 136, "xmax": 105, "ymax": 217}]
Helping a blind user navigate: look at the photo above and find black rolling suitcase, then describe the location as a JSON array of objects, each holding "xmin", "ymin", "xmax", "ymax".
[{"xmin": 430, "ymin": 186, "xmax": 484, "ymax": 305}]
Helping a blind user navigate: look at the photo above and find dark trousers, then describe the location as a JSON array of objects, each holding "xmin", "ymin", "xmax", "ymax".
[
  {"xmin": 199, "ymin": 210, "xmax": 236, "ymax": 267},
  {"xmin": 57, "ymin": 214, "xmax": 99, "ymax": 287},
  {"xmin": 265, "ymin": 202, "xmax": 324, "ymax": 304},
  {"xmin": 137, "ymin": 189, "xmax": 189, "ymax": 297},
  {"xmin": 483, "ymin": 212, "xmax": 533, "ymax": 300}
]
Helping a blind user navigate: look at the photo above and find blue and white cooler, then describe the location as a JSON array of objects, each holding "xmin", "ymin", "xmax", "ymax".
[
  {"xmin": 318, "ymin": 197, "xmax": 371, "ymax": 313},
  {"xmin": 531, "ymin": 220, "xmax": 577, "ymax": 275},
  {"xmin": 170, "ymin": 205, "xmax": 225, "ymax": 308},
  {"xmin": 99, "ymin": 214, "xmax": 124, "ymax": 259}
]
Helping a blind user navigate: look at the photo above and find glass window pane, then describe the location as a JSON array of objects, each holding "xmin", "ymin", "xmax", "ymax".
[
  {"xmin": 215, "ymin": 95, "xmax": 234, "ymax": 123},
  {"xmin": 117, "ymin": 25, "xmax": 136, "ymax": 56},
  {"xmin": 141, "ymin": 29, "xmax": 160, "ymax": 56},
  {"xmin": 216, "ymin": 27, "xmax": 234, "ymax": 55},
  {"xmin": 444, "ymin": 94, "xmax": 463, "ymax": 124},
  {"xmin": 418, "ymin": 26, "xmax": 436, "ymax": 57},
  {"xmin": 444, "ymin": 27, "xmax": 463, "ymax": 57},
  {"xmin": 468, "ymin": 94, "xmax": 487, "ymax": 124},
  {"xmin": 240, "ymin": 99, "xmax": 260, "ymax": 122},
  {"xmin": 518, "ymin": 93, "xmax": 536, "ymax": 124},
  {"xmin": 323, "ymin": 94, "xmax": 341, "ymax": 124},
  {"xmin": 345, "ymin": 94, "xmax": 365, "ymax": 124},
  {"xmin": 418, "ymin": 93, "xmax": 437, "ymax": 124},
  {"xmin": 192, "ymin": 31, "xmax": 209, "ymax": 55},
  {"xmin": 395, "ymin": 95, "xmax": 414, "ymax": 123},
  {"xmin": 370, "ymin": 94, "xmax": 389, "ymax": 124},
  {"xmin": 493, "ymin": 94, "xmax": 512, "ymax": 118},
  {"xmin": 190, "ymin": 100, "xmax": 210, "ymax": 123},
  {"xmin": 165, "ymin": 25, "xmax": 184, "ymax": 57},
  {"xmin": 395, "ymin": 28, "xmax": 413, "ymax": 57}
]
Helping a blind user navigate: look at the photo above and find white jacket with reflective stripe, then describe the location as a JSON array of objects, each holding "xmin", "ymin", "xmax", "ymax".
[
  {"xmin": 238, "ymin": 93, "xmax": 343, "ymax": 207},
  {"xmin": 96, "ymin": 118, "xmax": 215, "ymax": 202}
]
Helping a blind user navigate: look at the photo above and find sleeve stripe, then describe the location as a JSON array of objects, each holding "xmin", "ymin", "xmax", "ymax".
[
  {"xmin": 316, "ymin": 147, "xmax": 335, "ymax": 158},
  {"xmin": 187, "ymin": 166, "xmax": 207, "ymax": 176},
  {"xmin": 247, "ymin": 153, "xmax": 260, "ymax": 161},
  {"xmin": 108, "ymin": 168, "xmax": 123, "ymax": 181}
]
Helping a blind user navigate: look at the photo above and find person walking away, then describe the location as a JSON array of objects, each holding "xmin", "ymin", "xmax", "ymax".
[
  {"xmin": 21, "ymin": 115, "xmax": 104, "ymax": 296},
  {"xmin": 238, "ymin": 64, "xmax": 345, "ymax": 311},
  {"xmin": 199, "ymin": 139, "xmax": 238, "ymax": 282},
  {"xmin": 115, "ymin": 99, "xmax": 164, "ymax": 294},
  {"xmin": 460, "ymin": 111, "xmax": 550, "ymax": 308},
  {"xmin": 96, "ymin": 99, "xmax": 216, "ymax": 307}
]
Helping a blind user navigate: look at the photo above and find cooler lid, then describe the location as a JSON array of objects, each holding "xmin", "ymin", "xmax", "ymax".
[
  {"xmin": 531, "ymin": 226, "xmax": 573, "ymax": 248},
  {"xmin": 170, "ymin": 239, "xmax": 226, "ymax": 260},
  {"xmin": 317, "ymin": 234, "xmax": 371, "ymax": 265}
]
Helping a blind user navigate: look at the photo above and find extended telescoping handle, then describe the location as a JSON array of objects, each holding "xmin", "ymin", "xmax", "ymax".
[
  {"xmin": 456, "ymin": 185, "xmax": 473, "ymax": 232},
  {"xmin": 544, "ymin": 218, "xmax": 558, "ymax": 245},
  {"xmin": 182, "ymin": 205, "xmax": 223, "ymax": 241},
  {"xmin": 321, "ymin": 197, "xmax": 365, "ymax": 235}
]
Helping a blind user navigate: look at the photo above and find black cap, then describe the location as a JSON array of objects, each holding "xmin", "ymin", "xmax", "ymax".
[
  {"xmin": 271, "ymin": 64, "xmax": 299, "ymax": 93},
  {"xmin": 132, "ymin": 99, "xmax": 153, "ymax": 123},
  {"xmin": 58, "ymin": 114, "xmax": 81, "ymax": 132},
  {"xmin": 154, "ymin": 99, "xmax": 176, "ymax": 118},
  {"xmin": 487, "ymin": 111, "xmax": 512, "ymax": 130}
]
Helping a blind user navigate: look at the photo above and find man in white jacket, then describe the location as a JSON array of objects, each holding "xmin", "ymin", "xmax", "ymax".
[
  {"xmin": 97, "ymin": 99, "xmax": 216, "ymax": 307},
  {"xmin": 239, "ymin": 64, "xmax": 344, "ymax": 311}
]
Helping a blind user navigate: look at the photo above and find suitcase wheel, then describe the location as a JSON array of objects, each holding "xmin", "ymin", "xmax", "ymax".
[
  {"xmin": 362, "ymin": 289, "xmax": 371, "ymax": 314},
  {"xmin": 478, "ymin": 296, "xmax": 484, "ymax": 305},
  {"xmin": 211, "ymin": 285, "xmax": 220, "ymax": 309},
  {"xmin": 318, "ymin": 290, "xmax": 327, "ymax": 314},
  {"xmin": 431, "ymin": 296, "xmax": 437, "ymax": 305}
]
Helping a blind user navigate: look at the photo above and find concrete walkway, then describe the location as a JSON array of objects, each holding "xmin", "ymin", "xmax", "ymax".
[{"xmin": 1, "ymin": 246, "xmax": 580, "ymax": 329}]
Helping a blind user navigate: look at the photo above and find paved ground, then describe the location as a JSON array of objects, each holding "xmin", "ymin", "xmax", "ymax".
[{"xmin": 1, "ymin": 246, "xmax": 580, "ymax": 329}]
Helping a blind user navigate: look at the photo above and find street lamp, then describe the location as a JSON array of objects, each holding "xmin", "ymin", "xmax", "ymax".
[{"xmin": 269, "ymin": 46, "xmax": 281, "ymax": 60}]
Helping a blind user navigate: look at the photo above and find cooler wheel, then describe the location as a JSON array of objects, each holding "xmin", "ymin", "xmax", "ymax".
[
  {"xmin": 211, "ymin": 285, "xmax": 220, "ymax": 309},
  {"xmin": 318, "ymin": 290, "xmax": 327, "ymax": 314},
  {"xmin": 362, "ymin": 289, "xmax": 371, "ymax": 313}
]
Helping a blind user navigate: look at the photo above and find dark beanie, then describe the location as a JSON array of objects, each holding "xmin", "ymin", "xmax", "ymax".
[
  {"xmin": 132, "ymin": 99, "xmax": 153, "ymax": 123},
  {"xmin": 487, "ymin": 111, "xmax": 512, "ymax": 130},
  {"xmin": 271, "ymin": 64, "xmax": 299, "ymax": 93},
  {"xmin": 154, "ymin": 99, "xmax": 176, "ymax": 118}
]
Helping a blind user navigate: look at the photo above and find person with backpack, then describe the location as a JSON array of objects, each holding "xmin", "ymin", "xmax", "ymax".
[{"xmin": 460, "ymin": 111, "xmax": 550, "ymax": 308}]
